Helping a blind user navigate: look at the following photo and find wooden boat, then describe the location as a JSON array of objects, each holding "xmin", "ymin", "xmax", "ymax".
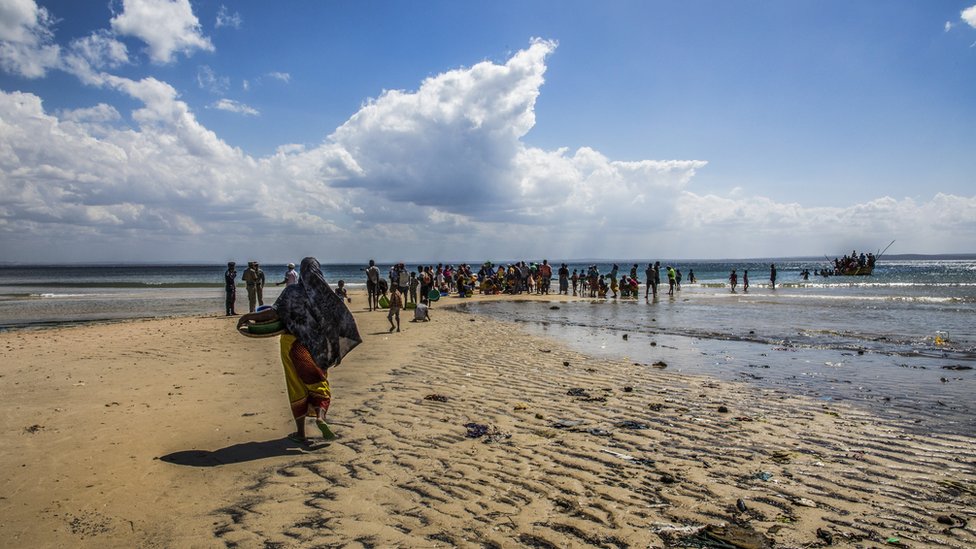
[
  {"xmin": 830, "ymin": 240, "xmax": 892, "ymax": 277},
  {"xmin": 837, "ymin": 264, "xmax": 873, "ymax": 276}
]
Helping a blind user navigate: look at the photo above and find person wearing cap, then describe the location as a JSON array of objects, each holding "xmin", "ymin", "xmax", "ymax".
[
  {"xmin": 277, "ymin": 263, "xmax": 299, "ymax": 287},
  {"xmin": 242, "ymin": 261, "xmax": 259, "ymax": 312},
  {"xmin": 224, "ymin": 261, "xmax": 238, "ymax": 315}
]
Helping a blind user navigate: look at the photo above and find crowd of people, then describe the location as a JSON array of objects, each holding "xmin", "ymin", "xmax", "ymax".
[
  {"xmin": 832, "ymin": 250, "xmax": 876, "ymax": 274},
  {"xmin": 356, "ymin": 260, "xmax": 714, "ymax": 303},
  {"xmin": 225, "ymin": 259, "xmax": 802, "ymax": 316}
]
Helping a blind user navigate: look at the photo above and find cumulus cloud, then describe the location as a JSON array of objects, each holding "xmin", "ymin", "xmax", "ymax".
[
  {"xmin": 0, "ymin": 0, "xmax": 60, "ymax": 77},
  {"xmin": 211, "ymin": 98, "xmax": 258, "ymax": 116},
  {"xmin": 68, "ymin": 30, "xmax": 128, "ymax": 70},
  {"xmin": 215, "ymin": 5, "xmax": 242, "ymax": 29},
  {"xmin": 945, "ymin": 21, "xmax": 954, "ymax": 32},
  {"xmin": 964, "ymin": 5, "xmax": 976, "ymax": 28},
  {"xmin": 110, "ymin": 0, "xmax": 214, "ymax": 64},
  {"xmin": 1, "ymin": 40, "xmax": 974, "ymax": 261}
]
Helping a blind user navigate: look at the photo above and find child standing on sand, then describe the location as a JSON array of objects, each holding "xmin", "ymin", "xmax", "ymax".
[{"xmin": 388, "ymin": 286, "xmax": 402, "ymax": 332}]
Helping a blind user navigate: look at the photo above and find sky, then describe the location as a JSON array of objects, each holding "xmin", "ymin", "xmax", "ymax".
[{"xmin": 0, "ymin": 0, "xmax": 975, "ymax": 264}]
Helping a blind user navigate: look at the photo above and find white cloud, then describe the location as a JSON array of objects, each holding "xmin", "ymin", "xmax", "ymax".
[
  {"xmin": 0, "ymin": 0, "xmax": 59, "ymax": 78},
  {"xmin": 267, "ymin": 71, "xmax": 290, "ymax": 83},
  {"xmin": 1, "ymin": 40, "xmax": 974, "ymax": 261},
  {"xmin": 215, "ymin": 5, "xmax": 242, "ymax": 29},
  {"xmin": 197, "ymin": 65, "xmax": 229, "ymax": 93},
  {"xmin": 945, "ymin": 21, "xmax": 954, "ymax": 32},
  {"xmin": 211, "ymin": 98, "xmax": 259, "ymax": 116},
  {"xmin": 110, "ymin": 0, "xmax": 214, "ymax": 64},
  {"xmin": 68, "ymin": 30, "xmax": 128, "ymax": 70},
  {"xmin": 963, "ymin": 5, "xmax": 976, "ymax": 28},
  {"xmin": 0, "ymin": 0, "xmax": 51, "ymax": 43}
]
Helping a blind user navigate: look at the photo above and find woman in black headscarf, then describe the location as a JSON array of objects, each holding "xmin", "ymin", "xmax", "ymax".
[{"xmin": 238, "ymin": 257, "xmax": 361, "ymax": 443}]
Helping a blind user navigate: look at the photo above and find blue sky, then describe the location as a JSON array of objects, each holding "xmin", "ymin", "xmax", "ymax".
[{"xmin": 1, "ymin": 0, "xmax": 974, "ymax": 263}]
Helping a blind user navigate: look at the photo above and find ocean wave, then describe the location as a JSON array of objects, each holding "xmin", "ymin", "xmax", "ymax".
[
  {"xmin": 32, "ymin": 293, "xmax": 99, "ymax": 298},
  {"xmin": 771, "ymin": 293, "xmax": 967, "ymax": 304}
]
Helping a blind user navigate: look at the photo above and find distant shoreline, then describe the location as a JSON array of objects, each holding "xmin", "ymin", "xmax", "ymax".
[{"xmin": 1, "ymin": 252, "xmax": 974, "ymax": 267}]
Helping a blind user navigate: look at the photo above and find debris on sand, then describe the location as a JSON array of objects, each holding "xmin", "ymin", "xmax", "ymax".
[{"xmin": 662, "ymin": 523, "xmax": 774, "ymax": 549}]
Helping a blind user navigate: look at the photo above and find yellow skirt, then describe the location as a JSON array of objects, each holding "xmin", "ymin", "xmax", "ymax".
[{"xmin": 280, "ymin": 334, "xmax": 331, "ymax": 419}]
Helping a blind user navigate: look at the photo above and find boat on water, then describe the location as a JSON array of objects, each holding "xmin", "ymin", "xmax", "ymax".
[
  {"xmin": 829, "ymin": 241, "xmax": 893, "ymax": 276},
  {"xmin": 837, "ymin": 263, "xmax": 873, "ymax": 276}
]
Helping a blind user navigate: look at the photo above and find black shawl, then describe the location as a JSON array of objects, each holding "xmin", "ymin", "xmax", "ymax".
[{"xmin": 273, "ymin": 257, "xmax": 362, "ymax": 369}]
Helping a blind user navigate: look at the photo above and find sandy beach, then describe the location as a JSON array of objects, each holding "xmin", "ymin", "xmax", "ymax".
[{"xmin": 1, "ymin": 289, "xmax": 974, "ymax": 548}]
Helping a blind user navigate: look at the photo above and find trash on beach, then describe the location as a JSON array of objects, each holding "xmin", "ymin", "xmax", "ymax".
[
  {"xmin": 587, "ymin": 428, "xmax": 612, "ymax": 437},
  {"xmin": 651, "ymin": 361, "xmax": 667, "ymax": 369},
  {"xmin": 424, "ymin": 394, "xmax": 449, "ymax": 402},
  {"xmin": 756, "ymin": 471, "xmax": 774, "ymax": 481},
  {"xmin": 622, "ymin": 386, "xmax": 633, "ymax": 392},
  {"xmin": 463, "ymin": 422, "xmax": 510, "ymax": 443},
  {"xmin": 601, "ymin": 448, "xmax": 655, "ymax": 466},
  {"xmin": 552, "ymin": 419, "xmax": 585, "ymax": 429},
  {"xmin": 464, "ymin": 422, "xmax": 490, "ymax": 438},
  {"xmin": 941, "ymin": 365, "xmax": 972, "ymax": 371},
  {"xmin": 650, "ymin": 524, "xmax": 704, "ymax": 536},
  {"xmin": 23, "ymin": 424, "xmax": 44, "ymax": 434},
  {"xmin": 934, "ymin": 330, "xmax": 950, "ymax": 346},
  {"xmin": 567, "ymin": 388, "xmax": 590, "ymax": 397},
  {"xmin": 483, "ymin": 432, "xmax": 511, "ymax": 444},
  {"xmin": 816, "ymin": 528, "xmax": 834, "ymax": 545},
  {"xmin": 615, "ymin": 420, "xmax": 649, "ymax": 430},
  {"xmin": 648, "ymin": 402, "xmax": 665, "ymax": 411},
  {"xmin": 664, "ymin": 524, "xmax": 774, "ymax": 549},
  {"xmin": 793, "ymin": 497, "xmax": 818, "ymax": 508},
  {"xmin": 717, "ymin": 405, "xmax": 729, "ymax": 413}
]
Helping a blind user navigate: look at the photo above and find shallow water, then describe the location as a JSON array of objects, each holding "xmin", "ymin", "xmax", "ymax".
[{"xmin": 459, "ymin": 281, "xmax": 976, "ymax": 436}]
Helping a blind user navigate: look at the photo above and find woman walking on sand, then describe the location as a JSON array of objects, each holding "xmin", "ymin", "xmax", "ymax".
[{"xmin": 238, "ymin": 257, "xmax": 361, "ymax": 444}]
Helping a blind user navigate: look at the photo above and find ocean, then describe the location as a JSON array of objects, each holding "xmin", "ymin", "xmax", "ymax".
[{"xmin": 2, "ymin": 257, "xmax": 973, "ymax": 434}]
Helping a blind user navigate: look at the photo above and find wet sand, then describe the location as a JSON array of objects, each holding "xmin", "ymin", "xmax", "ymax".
[{"xmin": 1, "ymin": 290, "xmax": 974, "ymax": 547}]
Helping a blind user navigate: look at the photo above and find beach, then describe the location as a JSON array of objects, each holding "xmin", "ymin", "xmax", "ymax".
[{"xmin": 1, "ymin": 289, "xmax": 974, "ymax": 548}]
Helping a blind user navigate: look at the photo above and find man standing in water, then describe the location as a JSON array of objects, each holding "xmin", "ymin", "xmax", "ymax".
[
  {"xmin": 224, "ymin": 261, "xmax": 238, "ymax": 315},
  {"xmin": 770, "ymin": 263, "xmax": 777, "ymax": 289}
]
